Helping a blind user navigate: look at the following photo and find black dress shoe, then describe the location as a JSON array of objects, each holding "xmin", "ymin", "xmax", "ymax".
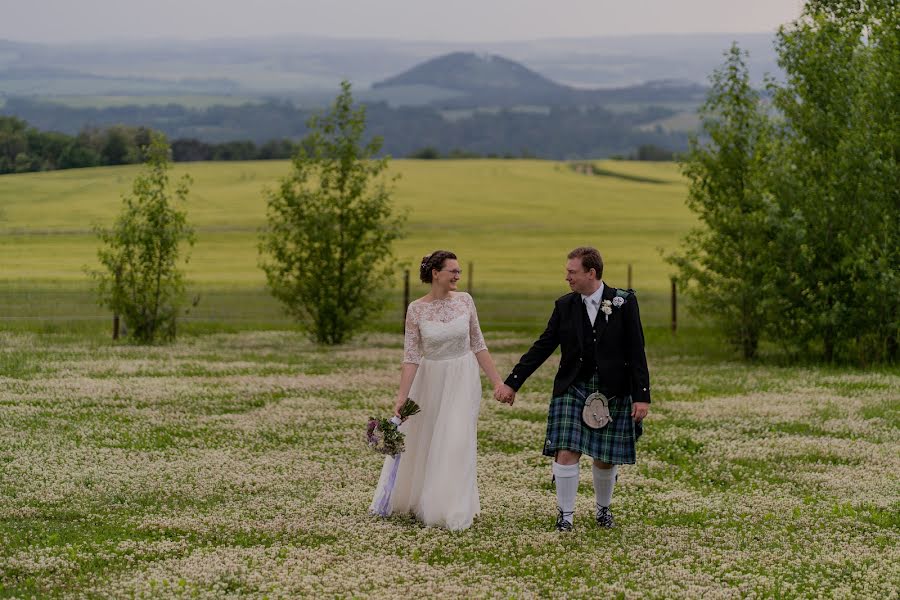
[
  {"xmin": 555, "ymin": 508, "xmax": 574, "ymax": 532},
  {"xmin": 596, "ymin": 504, "xmax": 615, "ymax": 528}
]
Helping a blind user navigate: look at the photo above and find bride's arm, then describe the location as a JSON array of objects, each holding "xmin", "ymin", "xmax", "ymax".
[
  {"xmin": 475, "ymin": 349, "xmax": 504, "ymax": 393},
  {"xmin": 396, "ymin": 303, "xmax": 422, "ymax": 417},
  {"xmin": 465, "ymin": 293, "xmax": 503, "ymax": 393},
  {"xmin": 394, "ymin": 363, "xmax": 419, "ymax": 417}
]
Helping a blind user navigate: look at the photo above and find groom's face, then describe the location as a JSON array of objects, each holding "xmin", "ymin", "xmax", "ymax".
[{"xmin": 566, "ymin": 258, "xmax": 597, "ymax": 295}]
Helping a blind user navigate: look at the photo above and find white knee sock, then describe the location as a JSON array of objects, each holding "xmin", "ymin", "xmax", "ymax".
[
  {"xmin": 592, "ymin": 464, "xmax": 618, "ymax": 508},
  {"xmin": 552, "ymin": 461, "xmax": 580, "ymax": 524}
]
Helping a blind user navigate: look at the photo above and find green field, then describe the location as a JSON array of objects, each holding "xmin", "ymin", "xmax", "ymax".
[
  {"xmin": 0, "ymin": 331, "xmax": 896, "ymax": 597},
  {"xmin": 2, "ymin": 161, "xmax": 898, "ymax": 597},
  {"xmin": 638, "ymin": 110, "xmax": 701, "ymax": 133},
  {"xmin": 0, "ymin": 159, "xmax": 694, "ymax": 331}
]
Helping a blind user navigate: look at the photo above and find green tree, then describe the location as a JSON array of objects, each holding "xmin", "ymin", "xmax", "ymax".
[
  {"xmin": 26, "ymin": 130, "xmax": 70, "ymax": 170},
  {"xmin": 668, "ymin": 44, "xmax": 778, "ymax": 359},
  {"xmin": 101, "ymin": 127, "xmax": 132, "ymax": 165},
  {"xmin": 635, "ymin": 144, "xmax": 674, "ymax": 161},
  {"xmin": 0, "ymin": 116, "xmax": 28, "ymax": 174},
  {"xmin": 409, "ymin": 147, "xmax": 440, "ymax": 159},
  {"xmin": 771, "ymin": 0, "xmax": 899, "ymax": 362},
  {"xmin": 14, "ymin": 152, "xmax": 35, "ymax": 173},
  {"xmin": 58, "ymin": 140, "xmax": 101, "ymax": 169},
  {"xmin": 259, "ymin": 81, "xmax": 405, "ymax": 344},
  {"xmin": 90, "ymin": 133, "xmax": 195, "ymax": 343}
]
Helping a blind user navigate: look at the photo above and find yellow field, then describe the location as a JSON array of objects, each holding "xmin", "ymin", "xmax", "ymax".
[
  {"xmin": 1, "ymin": 159, "xmax": 690, "ymax": 286},
  {"xmin": 0, "ymin": 159, "xmax": 694, "ymax": 329}
]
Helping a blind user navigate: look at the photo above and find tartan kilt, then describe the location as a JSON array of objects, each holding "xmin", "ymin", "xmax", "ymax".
[{"xmin": 542, "ymin": 373, "xmax": 643, "ymax": 464}]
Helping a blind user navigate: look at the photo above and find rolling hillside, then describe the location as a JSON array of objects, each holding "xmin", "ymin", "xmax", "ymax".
[{"xmin": 0, "ymin": 159, "xmax": 694, "ymax": 329}]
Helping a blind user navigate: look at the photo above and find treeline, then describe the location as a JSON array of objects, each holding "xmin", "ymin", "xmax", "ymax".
[
  {"xmin": 170, "ymin": 138, "xmax": 296, "ymax": 162},
  {"xmin": 1, "ymin": 96, "xmax": 688, "ymax": 162},
  {"xmin": 672, "ymin": 2, "xmax": 898, "ymax": 364},
  {"xmin": 0, "ymin": 116, "xmax": 304, "ymax": 174},
  {"xmin": 407, "ymin": 147, "xmax": 535, "ymax": 159},
  {"xmin": 408, "ymin": 143, "xmax": 675, "ymax": 161},
  {"xmin": 0, "ymin": 117, "xmax": 150, "ymax": 173},
  {"xmin": 615, "ymin": 144, "xmax": 676, "ymax": 161}
]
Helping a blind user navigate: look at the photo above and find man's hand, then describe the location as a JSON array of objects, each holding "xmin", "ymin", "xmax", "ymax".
[
  {"xmin": 631, "ymin": 401, "xmax": 649, "ymax": 423},
  {"xmin": 494, "ymin": 383, "xmax": 516, "ymax": 405}
]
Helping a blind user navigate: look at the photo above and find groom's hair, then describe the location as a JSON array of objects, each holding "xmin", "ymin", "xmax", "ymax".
[
  {"xmin": 420, "ymin": 250, "xmax": 457, "ymax": 283},
  {"xmin": 568, "ymin": 247, "xmax": 603, "ymax": 279}
]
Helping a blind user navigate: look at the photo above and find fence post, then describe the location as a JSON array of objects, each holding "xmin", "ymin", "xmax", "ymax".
[
  {"xmin": 468, "ymin": 262, "xmax": 474, "ymax": 296},
  {"xmin": 112, "ymin": 266, "xmax": 121, "ymax": 340},
  {"xmin": 670, "ymin": 276, "xmax": 678, "ymax": 334},
  {"xmin": 402, "ymin": 269, "xmax": 410, "ymax": 331},
  {"xmin": 627, "ymin": 264, "xmax": 632, "ymax": 289}
]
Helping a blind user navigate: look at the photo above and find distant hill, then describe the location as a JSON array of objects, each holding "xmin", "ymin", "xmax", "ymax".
[
  {"xmin": 371, "ymin": 52, "xmax": 576, "ymax": 106},
  {"xmin": 0, "ymin": 35, "xmax": 747, "ymax": 158},
  {"xmin": 368, "ymin": 52, "xmax": 707, "ymax": 109},
  {"xmin": 374, "ymin": 52, "xmax": 567, "ymax": 94},
  {"xmin": 0, "ymin": 32, "xmax": 779, "ymax": 99}
]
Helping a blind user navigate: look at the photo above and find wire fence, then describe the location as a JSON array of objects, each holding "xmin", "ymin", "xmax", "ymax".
[{"xmin": 0, "ymin": 265, "xmax": 683, "ymax": 335}]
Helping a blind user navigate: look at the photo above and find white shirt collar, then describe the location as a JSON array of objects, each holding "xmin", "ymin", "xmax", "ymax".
[{"xmin": 581, "ymin": 282, "xmax": 604, "ymax": 306}]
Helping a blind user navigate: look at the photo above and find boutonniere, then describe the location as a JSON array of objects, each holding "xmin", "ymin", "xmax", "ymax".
[
  {"xmin": 600, "ymin": 295, "xmax": 626, "ymax": 322},
  {"xmin": 600, "ymin": 299, "xmax": 613, "ymax": 322}
]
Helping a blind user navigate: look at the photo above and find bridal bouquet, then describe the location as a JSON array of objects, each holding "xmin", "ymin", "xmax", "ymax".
[
  {"xmin": 366, "ymin": 398, "xmax": 421, "ymax": 456},
  {"xmin": 368, "ymin": 398, "xmax": 420, "ymax": 517}
]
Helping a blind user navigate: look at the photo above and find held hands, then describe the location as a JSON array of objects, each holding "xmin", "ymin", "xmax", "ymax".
[{"xmin": 493, "ymin": 383, "xmax": 516, "ymax": 405}]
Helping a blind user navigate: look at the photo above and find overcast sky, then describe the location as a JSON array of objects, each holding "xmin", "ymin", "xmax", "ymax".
[{"xmin": 3, "ymin": 0, "xmax": 806, "ymax": 44}]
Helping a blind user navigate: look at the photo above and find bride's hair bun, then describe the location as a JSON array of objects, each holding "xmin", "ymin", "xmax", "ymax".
[{"xmin": 420, "ymin": 250, "xmax": 457, "ymax": 283}]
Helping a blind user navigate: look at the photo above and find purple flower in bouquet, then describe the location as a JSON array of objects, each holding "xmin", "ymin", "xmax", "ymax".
[
  {"xmin": 365, "ymin": 399, "xmax": 421, "ymax": 457},
  {"xmin": 366, "ymin": 418, "xmax": 380, "ymax": 447}
]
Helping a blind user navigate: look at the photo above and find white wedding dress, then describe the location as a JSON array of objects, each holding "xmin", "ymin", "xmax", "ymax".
[{"xmin": 370, "ymin": 291, "xmax": 487, "ymax": 530}]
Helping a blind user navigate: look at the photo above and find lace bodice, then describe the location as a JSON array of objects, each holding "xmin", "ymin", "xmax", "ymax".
[{"xmin": 403, "ymin": 292, "xmax": 488, "ymax": 363}]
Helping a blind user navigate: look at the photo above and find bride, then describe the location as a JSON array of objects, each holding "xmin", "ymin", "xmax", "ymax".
[{"xmin": 370, "ymin": 250, "xmax": 504, "ymax": 530}]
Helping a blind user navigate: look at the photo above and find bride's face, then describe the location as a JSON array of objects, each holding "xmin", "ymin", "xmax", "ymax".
[{"xmin": 432, "ymin": 259, "xmax": 461, "ymax": 291}]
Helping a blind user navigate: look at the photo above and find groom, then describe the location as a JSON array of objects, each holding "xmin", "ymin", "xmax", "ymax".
[{"xmin": 495, "ymin": 246, "xmax": 650, "ymax": 531}]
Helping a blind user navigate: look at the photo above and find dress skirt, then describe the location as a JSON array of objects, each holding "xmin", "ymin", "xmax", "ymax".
[{"xmin": 370, "ymin": 351, "xmax": 482, "ymax": 530}]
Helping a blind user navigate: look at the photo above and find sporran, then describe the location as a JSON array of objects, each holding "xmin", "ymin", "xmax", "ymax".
[{"xmin": 582, "ymin": 392, "xmax": 612, "ymax": 429}]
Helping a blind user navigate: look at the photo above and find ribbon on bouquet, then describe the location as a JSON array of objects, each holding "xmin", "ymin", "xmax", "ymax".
[
  {"xmin": 370, "ymin": 415, "xmax": 404, "ymax": 516},
  {"xmin": 371, "ymin": 453, "xmax": 401, "ymax": 517}
]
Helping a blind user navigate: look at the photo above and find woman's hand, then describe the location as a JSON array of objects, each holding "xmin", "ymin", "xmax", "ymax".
[
  {"xmin": 393, "ymin": 399, "xmax": 405, "ymax": 420},
  {"xmin": 493, "ymin": 382, "xmax": 515, "ymax": 405}
]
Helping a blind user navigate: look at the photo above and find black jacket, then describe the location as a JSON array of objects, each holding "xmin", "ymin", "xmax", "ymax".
[{"xmin": 504, "ymin": 284, "xmax": 651, "ymax": 401}]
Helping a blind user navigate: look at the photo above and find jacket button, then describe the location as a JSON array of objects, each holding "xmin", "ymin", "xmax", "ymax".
[{"xmin": 579, "ymin": 357, "xmax": 583, "ymax": 361}]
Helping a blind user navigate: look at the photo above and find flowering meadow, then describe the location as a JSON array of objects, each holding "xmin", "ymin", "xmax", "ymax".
[{"xmin": 0, "ymin": 330, "xmax": 897, "ymax": 598}]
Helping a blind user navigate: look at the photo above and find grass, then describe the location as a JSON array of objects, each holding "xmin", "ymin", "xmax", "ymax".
[
  {"xmin": 0, "ymin": 330, "xmax": 896, "ymax": 597},
  {"xmin": 3, "ymin": 158, "xmax": 895, "ymax": 594},
  {"xmin": 0, "ymin": 159, "xmax": 693, "ymax": 332}
]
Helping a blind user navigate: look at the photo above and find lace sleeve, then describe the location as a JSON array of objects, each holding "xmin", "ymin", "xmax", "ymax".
[
  {"xmin": 403, "ymin": 303, "xmax": 423, "ymax": 364},
  {"xmin": 466, "ymin": 293, "xmax": 488, "ymax": 354}
]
